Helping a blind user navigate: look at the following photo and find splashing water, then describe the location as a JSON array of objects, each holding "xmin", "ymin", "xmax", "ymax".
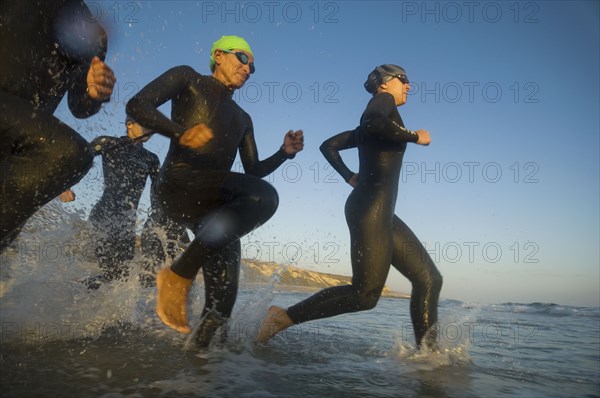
[{"xmin": 2, "ymin": 202, "xmax": 597, "ymax": 398}]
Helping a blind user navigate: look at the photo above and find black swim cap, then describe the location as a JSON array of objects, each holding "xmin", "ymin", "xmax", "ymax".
[{"xmin": 364, "ymin": 64, "xmax": 407, "ymax": 94}]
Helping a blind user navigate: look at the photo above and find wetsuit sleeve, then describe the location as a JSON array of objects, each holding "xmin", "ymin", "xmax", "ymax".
[
  {"xmin": 361, "ymin": 93, "xmax": 419, "ymax": 143},
  {"xmin": 239, "ymin": 114, "xmax": 291, "ymax": 178},
  {"xmin": 90, "ymin": 136, "xmax": 116, "ymax": 156},
  {"xmin": 319, "ymin": 130, "xmax": 357, "ymax": 182},
  {"xmin": 126, "ymin": 66, "xmax": 194, "ymax": 139},
  {"xmin": 66, "ymin": 30, "xmax": 108, "ymax": 118}
]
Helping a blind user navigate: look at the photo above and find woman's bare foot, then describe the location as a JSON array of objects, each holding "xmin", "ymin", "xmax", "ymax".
[
  {"xmin": 155, "ymin": 267, "xmax": 193, "ymax": 334},
  {"xmin": 255, "ymin": 305, "xmax": 294, "ymax": 343}
]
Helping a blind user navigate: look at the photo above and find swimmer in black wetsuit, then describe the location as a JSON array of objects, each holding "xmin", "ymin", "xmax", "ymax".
[
  {"xmin": 257, "ymin": 65, "xmax": 443, "ymax": 349},
  {"xmin": 126, "ymin": 35, "xmax": 304, "ymax": 345},
  {"xmin": 0, "ymin": 0, "xmax": 116, "ymax": 250},
  {"xmin": 60, "ymin": 117, "xmax": 184, "ymax": 287}
]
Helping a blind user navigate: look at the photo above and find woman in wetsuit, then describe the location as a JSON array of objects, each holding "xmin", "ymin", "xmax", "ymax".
[
  {"xmin": 126, "ymin": 35, "xmax": 303, "ymax": 346},
  {"xmin": 257, "ymin": 65, "xmax": 442, "ymax": 348},
  {"xmin": 0, "ymin": 0, "xmax": 115, "ymax": 250}
]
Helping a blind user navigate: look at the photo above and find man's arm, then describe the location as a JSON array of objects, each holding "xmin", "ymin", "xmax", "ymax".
[
  {"xmin": 67, "ymin": 62, "xmax": 103, "ymax": 118},
  {"xmin": 67, "ymin": 28, "xmax": 115, "ymax": 118},
  {"xmin": 239, "ymin": 116, "xmax": 303, "ymax": 178},
  {"xmin": 126, "ymin": 66, "xmax": 196, "ymax": 140},
  {"xmin": 59, "ymin": 136, "xmax": 111, "ymax": 202}
]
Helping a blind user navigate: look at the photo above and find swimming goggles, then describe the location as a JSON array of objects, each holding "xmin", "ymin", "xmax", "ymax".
[
  {"xmin": 222, "ymin": 50, "xmax": 255, "ymax": 74},
  {"xmin": 395, "ymin": 74, "xmax": 410, "ymax": 85}
]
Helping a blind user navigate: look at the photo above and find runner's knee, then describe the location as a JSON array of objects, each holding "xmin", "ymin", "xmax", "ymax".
[{"xmin": 247, "ymin": 180, "xmax": 279, "ymax": 221}]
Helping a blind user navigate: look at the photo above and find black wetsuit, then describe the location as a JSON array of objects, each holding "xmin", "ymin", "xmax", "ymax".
[
  {"xmin": 126, "ymin": 66, "xmax": 292, "ymax": 346},
  {"xmin": 88, "ymin": 136, "xmax": 159, "ymax": 280},
  {"xmin": 0, "ymin": 0, "xmax": 106, "ymax": 249},
  {"xmin": 286, "ymin": 93, "xmax": 443, "ymax": 347}
]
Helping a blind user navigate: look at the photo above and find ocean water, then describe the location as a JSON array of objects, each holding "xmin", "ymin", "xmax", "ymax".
[{"xmin": 1, "ymin": 204, "xmax": 599, "ymax": 398}]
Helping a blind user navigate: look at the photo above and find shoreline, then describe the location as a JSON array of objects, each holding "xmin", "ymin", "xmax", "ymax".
[{"xmin": 240, "ymin": 282, "xmax": 411, "ymax": 300}]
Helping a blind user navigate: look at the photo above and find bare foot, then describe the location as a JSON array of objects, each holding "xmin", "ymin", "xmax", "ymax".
[
  {"xmin": 255, "ymin": 305, "xmax": 294, "ymax": 343},
  {"xmin": 156, "ymin": 267, "xmax": 193, "ymax": 334}
]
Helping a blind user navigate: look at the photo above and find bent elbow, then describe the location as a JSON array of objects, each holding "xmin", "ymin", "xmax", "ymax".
[
  {"xmin": 319, "ymin": 142, "xmax": 331, "ymax": 156},
  {"xmin": 125, "ymin": 96, "xmax": 141, "ymax": 117}
]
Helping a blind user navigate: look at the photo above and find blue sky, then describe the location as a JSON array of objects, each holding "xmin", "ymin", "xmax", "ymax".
[{"xmin": 56, "ymin": 1, "xmax": 599, "ymax": 307}]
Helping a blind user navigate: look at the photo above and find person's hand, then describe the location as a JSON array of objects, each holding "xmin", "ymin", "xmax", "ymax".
[
  {"xmin": 86, "ymin": 56, "xmax": 116, "ymax": 101},
  {"xmin": 347, "ymin": 173, "xmax": 359, "ymax": 188},
  {"xmin": 415, "ymin": 129, "xmax": 431, "ymax": 146},
  {"xmin": 179, "ymin": 123, "xmax": 214, "ymax": 150},
  {"xmin": 59, "ymin": 190, "xmax": 76, "ymax": 203},
  {"xmin": 282, "ymin": 130, "xmax": 304, "ymax": 155}
]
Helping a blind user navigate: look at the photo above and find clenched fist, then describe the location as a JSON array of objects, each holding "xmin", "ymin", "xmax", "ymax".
[
  {"xmin": 86, "ymin": 56, "xmax": 115, "ymax": 101},
  {"xmin": 179, "ymin": 123, "xmax": 214, "ymax": 150}
]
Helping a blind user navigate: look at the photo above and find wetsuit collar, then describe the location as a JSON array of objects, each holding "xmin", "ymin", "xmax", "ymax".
[{"xmin": 123, "ymin": 135, "xmax": 144, "ymax": 145}]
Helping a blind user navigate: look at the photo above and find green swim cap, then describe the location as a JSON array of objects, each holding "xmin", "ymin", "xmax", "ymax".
[{"xmin": 209, "ymin": 35, "xmax": 254, "ymax": 71}]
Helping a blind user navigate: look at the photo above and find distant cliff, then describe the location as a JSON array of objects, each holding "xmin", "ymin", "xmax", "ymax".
[{"xmin": 240, "ymin": 259, "xmax": 410, "ymax": 299}]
